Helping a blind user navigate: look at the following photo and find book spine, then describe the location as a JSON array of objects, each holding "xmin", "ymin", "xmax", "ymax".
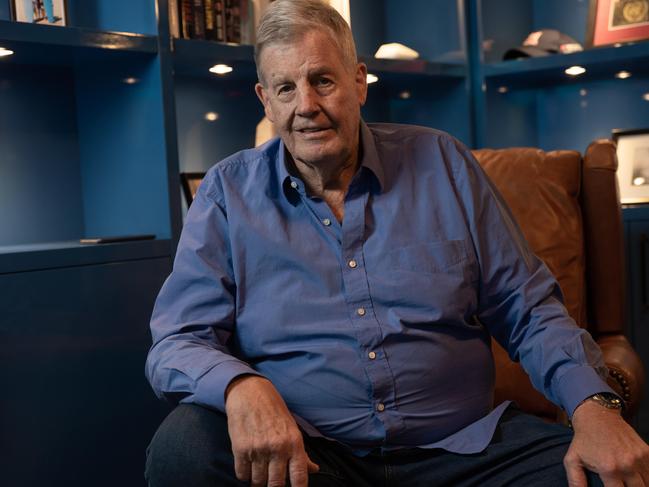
[
  {"xmin": 204, "ymin": 0, "xmax": 217, "ymax": 41},
  {"xmin": 240, "ymin": 0, "xmax": 255, "ymax": 45},
  {"xmin": 180, "ymin": 0, "xmax": 194, "ymax": 39},
  {"xmin": 193, "ymin": 0, "xmax": 206, "ymax": 39},
  {"xmin": 214, "ymin": 0, "xmax": 226, "ymax": 42},
  {"xmin": 225, "ymin": 0, "xmax": 241, "ymax": 44},
  {"xmin": 168, "ymin": 0, "xmax": 180, "ymax": 38}
]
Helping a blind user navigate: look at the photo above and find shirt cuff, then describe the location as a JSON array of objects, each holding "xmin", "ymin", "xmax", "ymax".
[
  {"xmin": 191, "ymin": 360, "xmax": 263, "ymax": 412},
  {"xmin": 555, "ymin": 365, "xmax": 616, "ymax": 417}
]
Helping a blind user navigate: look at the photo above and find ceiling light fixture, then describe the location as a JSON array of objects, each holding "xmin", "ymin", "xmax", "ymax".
[
  {"xmin": 615, "ymin": 70, "xmax": 632, "ymax": 79},
  {"xmin": 209, "ymin": 64, "xmax": 233, "ymax": 75},
  {"xmin": 0, "ymin": 47, "xmax": 14, "ymax": 57},
  {"xmin": 565, "ymin": 66, "xmax": 586, "ymax": 76}
]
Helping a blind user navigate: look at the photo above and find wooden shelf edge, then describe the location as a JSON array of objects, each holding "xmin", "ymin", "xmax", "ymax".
[{"xmin": 0, "ymin": 239, "xmax": 173, "ymax": 275}]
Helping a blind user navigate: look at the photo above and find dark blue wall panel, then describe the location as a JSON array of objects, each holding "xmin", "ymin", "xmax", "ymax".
[
  {"xmin": 0, "ymin": 257, "xmax": 173, "ymax": 487},
  {"xmin": 76, "ymin": 57, "xmax": 171, "ymax": 239},
  {"xmin": 384, "ymin": 0, "xmax": 465, "ymax": 63},
  {"xmin": 537, "ymin": 77, "xmax": 649, "ymax": 152},
  {"xmin": 67, "ymin": 0, "xmax": 157, "ymax": 35},
  {"xmin": 0, "ymin": 0, "xmax": 10, "ymax": 20},
  {"xmin": 485, "ymin": 87, "xmax": 539, "ymax": 148},
  {"xmin": 174, "ymin": 75, "xmax": 264, "ymax": 173},
  {"xmin": 532, "ymin": 0, "xmax": 590, "ymax": 46},
  {"xmin": 0, "ymin": 64, "xmax": 84, "ymax": 246},
  {"xmin": 350, "ymin": 0, "xmax": 386, "ymax": 58},
  {"xmin": 481, "ymin": 0, "xmax": 533, "ymax": 63}
]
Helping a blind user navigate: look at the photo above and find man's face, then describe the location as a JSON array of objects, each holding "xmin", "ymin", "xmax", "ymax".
[{"xmin": 255, "ymin": 29, "xmax": 368, "ymax": 169}]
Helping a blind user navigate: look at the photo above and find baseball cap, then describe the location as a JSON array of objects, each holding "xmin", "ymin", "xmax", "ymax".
[{"xmin": 503, "ymin": 29, "xmax": 583, "ymax": 60}]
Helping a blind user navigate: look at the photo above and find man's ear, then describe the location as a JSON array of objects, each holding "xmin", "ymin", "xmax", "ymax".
[
  {"xmin": 355, "ymin": 63, "xmax": 368, "ymax": 107},
  {"xmin": 255, "ymin": 83, "xmax": 274, "ymax": 122}
]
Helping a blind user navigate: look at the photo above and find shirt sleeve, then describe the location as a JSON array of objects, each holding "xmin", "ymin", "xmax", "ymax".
[
  {"xmin": 145, "ymin": 168, "xmax": 261, "ymax": 412},
  {"xmin": 446, "ymin": 137, "xmax": 615, "ymax": 417}
]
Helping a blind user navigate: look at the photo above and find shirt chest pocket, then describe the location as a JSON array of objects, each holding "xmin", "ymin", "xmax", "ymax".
[{"xmin": 387, "ymin": 240, "xmax": 469, "ymax": 275}]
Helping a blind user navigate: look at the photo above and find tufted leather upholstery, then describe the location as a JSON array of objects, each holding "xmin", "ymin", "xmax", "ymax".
[{"xmin": 473, "ymin": 140, "xmax": 645, "ymax": 422}]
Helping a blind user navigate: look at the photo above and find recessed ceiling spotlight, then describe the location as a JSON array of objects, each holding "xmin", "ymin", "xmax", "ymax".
[
  {"xmin": 615, "ymin": 70, "xmax": 632, "ymax": 79},
  {"xmin": 209, "ymin": 64, "xmax": 233, "ymax": 75},
  {"xmin": 399, "ymin": 90, "xmax": 411, "ymax": 99},
  {"xmin": 565, "ymin": 66, "xmax": 586, "ymax": 76},
  {"xmin": 0, "ymin": 47, "xmax": 14, "ymax": 57},
  {"xmin": 497, "ymin": 86, "xmax": 508, "ymax": 94},
  {"xmin": 123, "ymin": 77, "xmax": 139, "ymax": 84},
  {"xmin": 204, "ymin": 112, "xmax": 220, "ymax": 122},
  {"xmin": 643, "ymin": 93, "xmax": 649, "ymax": 102}
]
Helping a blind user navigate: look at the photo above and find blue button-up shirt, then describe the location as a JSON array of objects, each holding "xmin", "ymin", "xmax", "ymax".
[{"xmin": 146, "ymin": 122, "xmax": 612, "ymax": 454}]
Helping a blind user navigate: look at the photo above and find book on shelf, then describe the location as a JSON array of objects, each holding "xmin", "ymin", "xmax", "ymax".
[{"xmin": 171, "ymin": 0, "xmax": 257, "ymax": 44}]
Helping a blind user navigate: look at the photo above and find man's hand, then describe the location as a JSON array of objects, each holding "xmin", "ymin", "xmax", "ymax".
[
  {"xmin": 564, "ymin": 399, "xmax": 649, "ymax": 486},
  {"xmin": 225, "ymin": 375, "xmax": 319, "ymax": 487}
]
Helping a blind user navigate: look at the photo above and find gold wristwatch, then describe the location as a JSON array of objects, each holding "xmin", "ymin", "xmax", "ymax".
[{"xmin": 585, "ymin": 392, "xmax": 625, "ymax": 411}]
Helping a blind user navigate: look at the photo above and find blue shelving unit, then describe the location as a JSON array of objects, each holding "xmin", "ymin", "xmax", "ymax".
[
  {"xmin": 470, "ymin": 0, "xmax": 649, "ymax": 151},
  {"xmin": 2, "ymin": 0, "xmax": 648, "ymax": 484}
]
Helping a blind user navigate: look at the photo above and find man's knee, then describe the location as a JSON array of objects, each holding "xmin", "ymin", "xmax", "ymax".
[{"xmin": 145, "ymin": 403, "xmax": 241, "ymax": 486}]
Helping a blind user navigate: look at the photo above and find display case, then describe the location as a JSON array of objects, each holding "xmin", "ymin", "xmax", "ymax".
[
  {"xmin": 471, "ymin": 0, "xmax": 649, "ymax": 152},
  {"xmin": 0, "ymin": 0, "xmax": 175, "ymax": 274}
]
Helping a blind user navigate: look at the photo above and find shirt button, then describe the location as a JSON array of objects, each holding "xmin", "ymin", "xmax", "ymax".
[
  {"xmin": 348, "ymin": 259, "xmax": 357, "ymax": 268},
  {"xmin": 322, "ymin": 218, "xmax": 331, "ymax": 226},
  {"xmin": 290, "ymin": 181, "xmax": 298, "ymax": 189},
  {"xmin": 368, "ymin": 351, "xmax": 376, "ymax": 360},
  {"xmin": 377, "ymin": 403, "xmax": 385, "ymax": 412},
  {"xmin": 356, "ymin": 307, "xmax": 366, "ymax": 316}
]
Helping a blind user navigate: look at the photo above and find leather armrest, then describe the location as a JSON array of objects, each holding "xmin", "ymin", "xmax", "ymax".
[{"xmin": 596, "ymin": 334, "xmax": 646, "ymax": 419}]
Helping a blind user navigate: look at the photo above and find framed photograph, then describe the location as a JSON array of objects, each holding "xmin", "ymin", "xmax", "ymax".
[
  {"xmin": 587, "ymin": 0, "xmax": 649, "ymax": 47},
  {"xmin": 613, "ymin": 128, "xmax": 649, "ymax": 204},
  {"xmin": 180, "ymin": 172, "xmax": 206, "ymax": 207},
  {"xmin": 11, "ymin": 0, "xmax": 67, "ymax": 27}
]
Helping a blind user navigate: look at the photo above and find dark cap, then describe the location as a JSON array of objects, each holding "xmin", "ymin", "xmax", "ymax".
[{"xmin": 504, "ymin": 29, "xmax": 583, "ymax": 60}]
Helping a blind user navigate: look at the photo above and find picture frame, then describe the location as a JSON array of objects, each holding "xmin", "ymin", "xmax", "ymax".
[
  {"xmin": 180, "ymin": 172, "xmax": 206, "ymax": 207},
  {"xmin": 613, "ymin": 128, "xmax": 649, "ymax": 204},
  {"xmin": 11, "ymin": 0, "xmax": 67, "ymax": 27},
  {"xmin": 587, "ymin": 0, "xmax": 649, "ymax": 47}
]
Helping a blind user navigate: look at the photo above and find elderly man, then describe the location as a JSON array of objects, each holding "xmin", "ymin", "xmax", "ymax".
[{"xmin": 145, "ymin": 1, "xmax": 649, "ymax": 486}]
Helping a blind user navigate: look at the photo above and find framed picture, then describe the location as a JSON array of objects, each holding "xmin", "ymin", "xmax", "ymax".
[
  {"xmin": 587, "ymin": 0, "xmax": 649, "ymax": 46},
  {"xmin": 180, "ymin": 172, "xmax": 206, "ymax": 207},
  {"xmin": 11, "ymin": 0, "xmax": 67, "ymax": 27},
  {"xmin": 613, "ymin": 128, "xmax": 649, "ymax": 204}
]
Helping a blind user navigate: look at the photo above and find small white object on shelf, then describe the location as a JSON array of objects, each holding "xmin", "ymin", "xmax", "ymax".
[{"xmin": 374, "ymin": 42, "xmax": 420, "ymax": 60}]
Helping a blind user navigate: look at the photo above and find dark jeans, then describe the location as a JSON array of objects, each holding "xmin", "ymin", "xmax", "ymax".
[{"xmin": 145, "ymin": 404, "xmax": 604, "ymax": 486}]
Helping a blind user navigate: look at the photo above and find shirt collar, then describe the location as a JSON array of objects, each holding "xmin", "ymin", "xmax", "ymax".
[{"xmin": 279, "ymin": 120, "xmax": 385, "ymax": 204}]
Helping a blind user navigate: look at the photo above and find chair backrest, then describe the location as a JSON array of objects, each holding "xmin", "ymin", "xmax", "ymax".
[{"xmin": 472, "ymin": 140, "xmax": 625, "ymax": 420}]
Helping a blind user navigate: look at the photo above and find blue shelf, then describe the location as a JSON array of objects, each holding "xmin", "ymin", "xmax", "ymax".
[
  {"xmin": 483, "ymin": 41, "xmax": 649, "ymax": 88},
  {"xmin": 171, "ymin": 38, "xmax": 466, "ymax": 82},
  {"xmin": 0, "ymin": 239, "xmax": 173, "ymax": 274},
  {"xmin": 363, "ymin": 57, "xmax": 466, "ymax": 79},
  {"xmin": 623, "ymin": 205, "xmax": 649, "ymax": 222},
  {"xmin": 173, "ymin": 38, "xmax": 256, "ymax": 79},
  {"xmin": 0, "ymin": 20, "xmax": 157, "ymax": 66}
]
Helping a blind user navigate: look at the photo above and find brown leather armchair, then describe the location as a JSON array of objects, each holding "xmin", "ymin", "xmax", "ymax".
[{"xmin": 472, "ymin": 140, "xmax": 645, "ymax": 422}]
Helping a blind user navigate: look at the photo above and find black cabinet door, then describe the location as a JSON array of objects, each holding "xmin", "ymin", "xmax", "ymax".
[{"xmin": 0, "ymin": 257, "xmax": 173, "ymax": 487}]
